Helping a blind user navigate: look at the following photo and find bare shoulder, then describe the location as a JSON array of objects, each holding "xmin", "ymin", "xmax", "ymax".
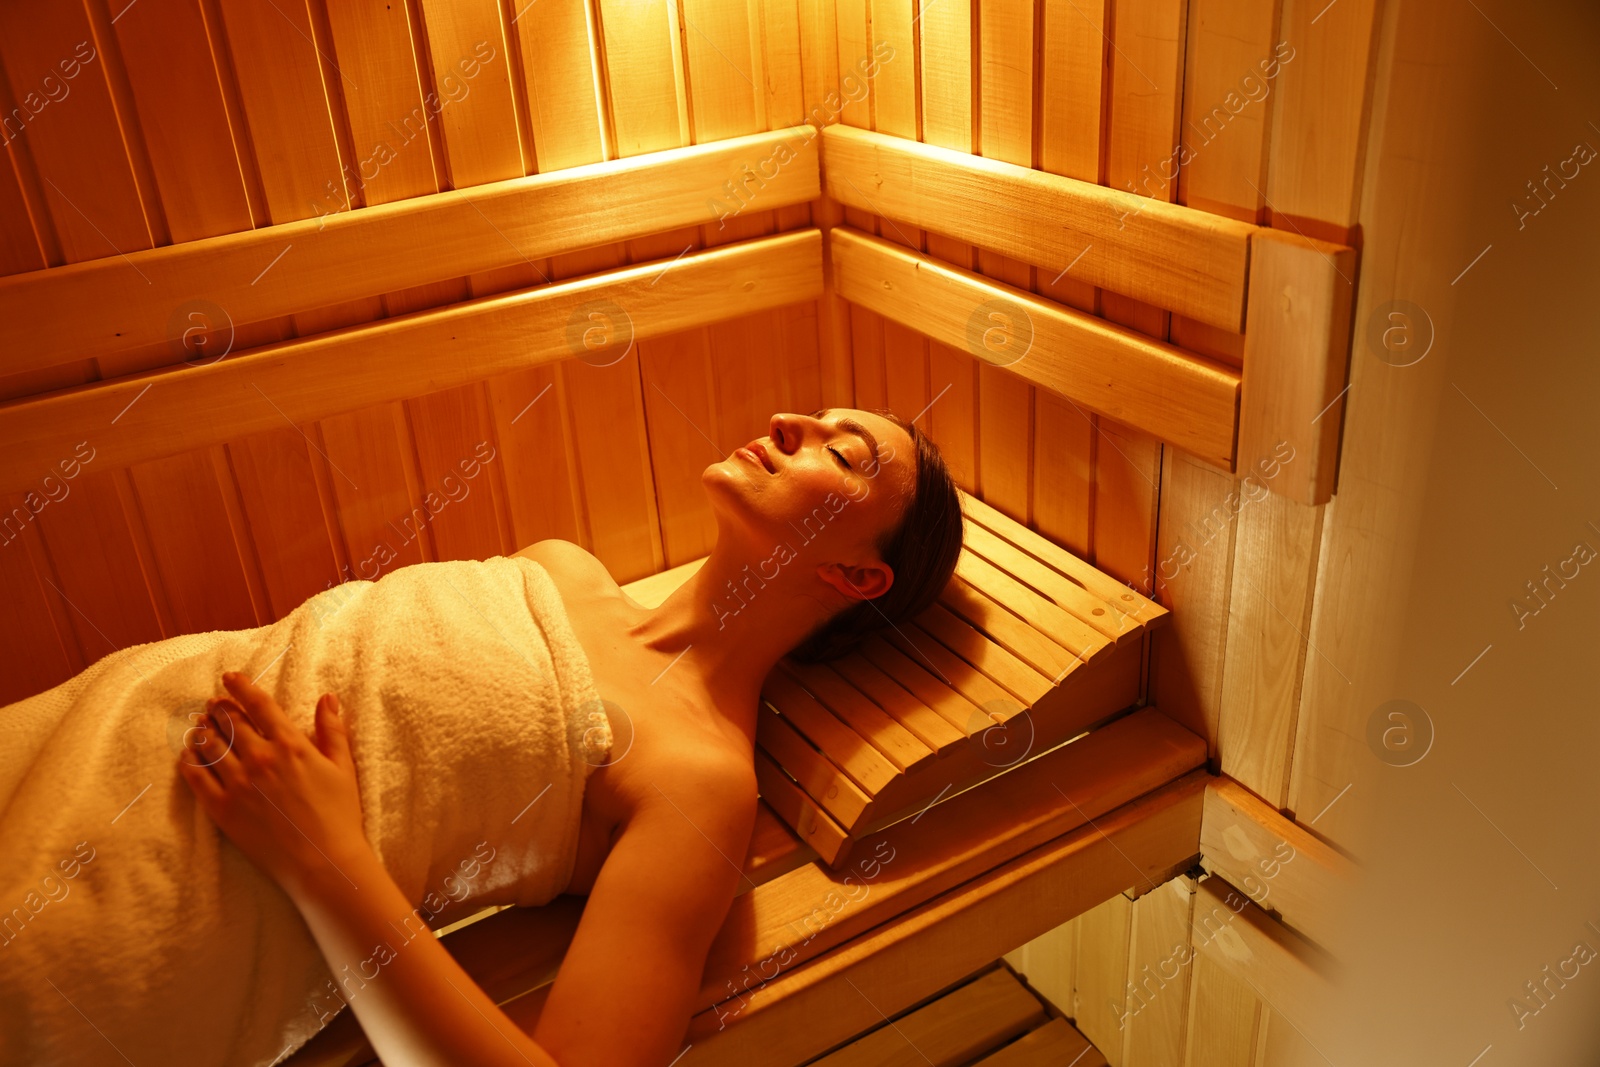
[{"xmin": 513, "ymin": 538, "xmax": 618, "ymax": 595}]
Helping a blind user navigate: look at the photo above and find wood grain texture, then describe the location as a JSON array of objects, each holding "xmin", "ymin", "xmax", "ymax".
[
  {"xmin": 1074, "ymin": 890, "xmax": 1135, "ymax": 1065},
  {"xmin": 1189, "ymin": 878, "xmax": 1337, "ymax": 1058},
  {"xmin": 1199, "ymin": 777, "xmax": 1357, "ymax": 950},
  {"xmin": 822, "ymin": 125, "xmax": 1254, "ymax": 331},
  {"xmin": 1124, "ymin": 875, "xmax": 1198, "ymax": 1067},
  {"xmin": 1178, "ymin": 0, "xmax": 1280, "ymax": 223},
  {"xmin": 830, "ymin": 227, "xmax": 1240, "ymax": 467},
  {"xmin": 1218, "ymin": 492, "xmax": 1323, "ymax": 806},
  {"xmin": 1265, "ymin": 0, "xmax": 1381, "ymax": 238},
  {"xmin": 0, "ymin": 230, "xmax": 823, "ymax": 495},
  {"xmin": 1238, "ymin": 229, "xmax": 1358, "ymax": 507},
  {"xmin": 1149, "ymin": 450, "xmax": 1238, "ymax": 758},
  {"xmin": 215, "ymin": 0, "xmax": 348, "ymax": 224},
  {"xmin": 0, "ymin": 126, "xmax": 821, "ymax": 375}
]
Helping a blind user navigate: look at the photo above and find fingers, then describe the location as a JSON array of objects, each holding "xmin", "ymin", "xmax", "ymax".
[
  {"xmin": 176, "ymin": 751, "xmax": 226, "ymax": 810},
  {"xmin": 220, "ymin": 671, "xmax": 287, "ymax": 740},
  {"xmin": 313, "ymin": 694, "xmax": 355, "ymax": 770},
  {"xmin": 187, "ymin": 710, "xmax": 250, "ymax": 791}
]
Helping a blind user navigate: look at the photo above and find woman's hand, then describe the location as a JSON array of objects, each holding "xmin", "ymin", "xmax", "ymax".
[{"xmin": 177, "ymin": 672, "xmax": 370, "ymax": 905}]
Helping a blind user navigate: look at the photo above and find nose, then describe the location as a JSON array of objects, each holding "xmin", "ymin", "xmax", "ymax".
[{"xmin": 769, "ymin": 411, "xmax": 810, "ymax": 454}]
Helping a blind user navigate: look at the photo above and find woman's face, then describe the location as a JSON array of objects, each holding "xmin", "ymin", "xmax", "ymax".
[{"xmin": 703, "ymin": 408, "xmax": 917, "ymax": 568}]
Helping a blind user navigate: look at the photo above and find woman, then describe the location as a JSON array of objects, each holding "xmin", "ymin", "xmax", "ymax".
[{"xmin": 177, "ymin": 407, "xmax": 965, "ymax": 1066}]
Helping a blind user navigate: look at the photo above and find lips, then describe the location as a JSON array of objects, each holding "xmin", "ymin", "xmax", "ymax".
[{"xmin": 741, "ymin": 440, "xmax": 777, "ymax": 474}]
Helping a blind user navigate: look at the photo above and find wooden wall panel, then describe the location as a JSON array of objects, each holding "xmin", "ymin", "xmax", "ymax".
[
  {"xmin": 114, "ymin": 0, "xmax": 254, "ymax": 243},
  {"xmin": 128, "ymin": 450, "xmax": 262, "ymax": 634},
  {"xmin": 326, "ymin": 0, "xmax": 440, "ymax": 206},
  {"xmin": 1178, "ymin": 0, "xmax": 1280, "ymax": 223},
  {"xmin": 0, "ymin": 6, "xmax": 152, "ymax": 263},
  {"xmin": 1150, "ymin": 451, "xmax": 1237, "ymax": 758},
  {"xmin": 1124, "ymin": 875, "xmax": 1197, "ymax": 1067},
  {"xmin": 418, "ymin": 0, "xmax": 525, "ymax": 188},
  {"xmin": 227, "ymin": 427, "xmax": 343, "ymax": 619},
  {"xmin": 1265, "ymin": 0, "xmax": 1381, "ymax": 239},
  {"xmin": 1074, "ymin": 891, "xmax": 1134, "ymax": 1065},
  {"xmin": 216, "ymin": 0, "xmax": 348, "ymax": 224}
]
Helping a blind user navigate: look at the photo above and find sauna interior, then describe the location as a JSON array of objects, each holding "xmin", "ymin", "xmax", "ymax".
[{"xmin": 0, "ymin": 0, "xmax": 1463, "ymax": 1062}]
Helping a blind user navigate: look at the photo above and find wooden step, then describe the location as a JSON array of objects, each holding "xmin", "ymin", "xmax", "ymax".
[{"xmin": 622, "ymin": 487, "xmax": 1169, "ymax": 868}]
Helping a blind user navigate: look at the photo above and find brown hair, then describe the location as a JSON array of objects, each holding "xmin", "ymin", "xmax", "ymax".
[{"xmin": 788, "ymin": 411, "xmax": 965, "ymax": 663}]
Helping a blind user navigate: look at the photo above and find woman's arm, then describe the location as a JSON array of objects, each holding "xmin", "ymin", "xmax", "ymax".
[{"xmin": 178, "ymin": 672, "xmax": 558, "ymax": 1067}]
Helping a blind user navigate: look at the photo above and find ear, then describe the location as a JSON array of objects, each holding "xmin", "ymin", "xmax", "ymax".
[{"xmin": 816, "ymin": 558, "xmax": 894, "ymax": 601}]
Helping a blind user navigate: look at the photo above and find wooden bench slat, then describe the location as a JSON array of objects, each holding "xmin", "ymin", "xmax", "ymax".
[
  {"xmin": 960, "ymin": 520, "xmax": 1141, "ymax": 644},
  {"xmin": 778, "ymin": 660, "xmax": 937, "ymax": 772},
  {"xmin": 755, "ymin": 702, "xmax": 874, "ymax": 829},
  {"xmin": 759, "ymin": 669, "xmax": 902, "ymax": 795},
  {"xmin": 959, "ymin": 490, "xmax": 1166, "ymax": 625},
  {"xmin": 955, "ymin": 549, "xmax": 1110, "ymax": 662},
  {"xmin": 891, "ymin": 611, "xmax": 1051, "ymax": 708},
  {"xmin": 937, "ymin": 577, "xmax": 1085, "ymax": 684},
  {"xmin": 859, "ymin": 634, "xmax": 985, "ymax": 733},
  {"xmin": 809, "ymin": 966, "xmax": 1047, "ymax": 1066},
  {"xmin": 827, "ymin": 653, "xmax": 967, "ymax": 753}
]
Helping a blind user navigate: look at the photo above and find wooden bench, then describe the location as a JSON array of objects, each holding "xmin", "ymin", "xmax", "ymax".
[{"xmin": 287, "ymin": 502, "xmax": 1208, "ymax": 1067}]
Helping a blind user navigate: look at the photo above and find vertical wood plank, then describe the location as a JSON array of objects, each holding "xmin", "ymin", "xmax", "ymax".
[
  {"xmin": 1004, "ymin": 915, "xmax": 1079, "ymax": 1018},
  {"xmin": 1124, "ymin": 876, "xmax": 1197, "ymax": 1067},
  {"xmin": 512, "ymin": 0, "xmax": 607, "ymax": 170},
  {"xmin": 1092, "ymin": 419, "xmax": 1161, "ymax": 595},
  {"xmin": 32, "ymin": 472, "xmax": 167, "ymax": 664},
  {"xmin": 320, "ymin": 403, "xmax": 430, "ymax": 579},
  {"xmin": 0, "ymin": 495, "xmax": 79, "ymax": 703},
  {"xmin": 1105, "ymin": 0, "xmax": 1186, "ymax": 203},
  {"xmin": 0, "ymin": 7, "xmax": 152, "ymax": 262},
  {"xmin": 1265, "ymin": 0, "xmax": 1381, "ymax": 240},
  {"xmin": 1075, "ymin": 891, "xmax": 1135, "ymax": 1066},
  {"xmin": 1150, "ymin": 450, "xmax": 1238, "ymax": 760},
  {"xmin": 1178, "ymin": 0, "xmax": 1280, "ymax": 223},
  {"xmin": 1220, "ymin": 493, "xmax": 1324, "ymax": 808},
  {"xmin": 681, "ymin": 0, "xmax": 760, "ymax": 140},
  {"xmin": 325, "ymin": 0, "xmax": 441, "ymax": 206},
  {"xmin": 419, "ymin": 0, "xmax": 525, "ymax": 188},
  {"xmin": 216, "ymin": 0, "xmax": 349, "ymax": 224},
  {"xmin": 598, "ymin": 0, "xmax": 689, "ymax": 156},
  {"xmin": 486, "ymin": 364, "xmax": 584, "ymax": 550},
  {"xmin": 114, "ymin": 0, "xmax": 255, "ymax": 243},
  {"xmin": 1183, "ymin": 952, "xmax": 1265, "ymax": 1067},
  {"xmin": 227, "ymin": 426, "xmax": 343, "ymax": 619},
  {"xmin": 128, "ymin": 450, "xmax": 261, "ymax": 633}
]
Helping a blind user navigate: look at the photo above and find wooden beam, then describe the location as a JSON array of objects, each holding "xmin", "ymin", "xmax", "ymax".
[
  {"xmin": 830, "ymin": 226, "xmax": 1240, "ymax": 468},
  {"xmin": 1199, "ymin": 776, "xmax": 1357, "ymax": 950},
  {"xmin": 1237, "ymin": 229, "xmax": 1359, "ymax": 505},
  {"xmin": 0, "ymin": 125, "xmax": 821, "ymax": 376},
  {"xmin": 671, "ymin": 769, "xmax": 1208, "ymax": 1065},
  {"xmin": 820, "ymin": 124, "xmax": 1254, "ymax": 331},
  {"xmin": 1190, "ymin": 876, "xmax": 1339, "ymax": 1057},
  {"xmin": 0, "ymin": 231, "xmax": 822, "ymax": 495}
]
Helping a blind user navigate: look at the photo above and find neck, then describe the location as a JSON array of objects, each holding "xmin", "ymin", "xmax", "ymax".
[{"xmin": 629, "ymin": 534, "xmax": 837, "ymax": 734}]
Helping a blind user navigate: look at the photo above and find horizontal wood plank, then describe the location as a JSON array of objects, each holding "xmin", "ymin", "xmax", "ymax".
[
  {"xmin": 0, "ymin": 231, "xmax": 823, "ymax": 496},
  {"xmin": 830, "ymin": 227, "xmax": 1240, "ymax": 468},
  {"xmin": 1, "ymin": 126, "xmax": 822, "ymax": 376},
  {"xmin": 821, "ymin": 124, "xmax": 1254, "ymax": 330},
  {"xmin": 1199, "ymin": 776, "xmax": 1357, "ymax": 949}
]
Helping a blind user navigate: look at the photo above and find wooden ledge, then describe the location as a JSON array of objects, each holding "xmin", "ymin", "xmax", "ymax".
[
  {"xmin": 0, "ymin": 125, "xmax": 822, "ymax": 377},
  {"xmin": 821, "ymin": 124, "xmax": 1255, "ymax": 332},
  {"xmin": 830, "ymin": 224, "xmax": 1241, "ymax": 471},
  {"xmin": 0, "ymin": 230, "xmax": 821, "ymax": 496}
]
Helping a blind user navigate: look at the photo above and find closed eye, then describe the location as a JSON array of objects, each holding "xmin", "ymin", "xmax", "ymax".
[{"xmin": 828, "ymin": 446, "xmax": 852, "ymax": 470}]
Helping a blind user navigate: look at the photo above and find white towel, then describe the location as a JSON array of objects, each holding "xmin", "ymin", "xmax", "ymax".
[{"xmin": 0, "ymin": 555, "xmax": 611, "ymax": 1067}]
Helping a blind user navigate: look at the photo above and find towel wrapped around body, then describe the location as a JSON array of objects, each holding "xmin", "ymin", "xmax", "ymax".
[{"xmin": 0, "ymin": 555, "xmax": 612, "ymax": 1067}]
